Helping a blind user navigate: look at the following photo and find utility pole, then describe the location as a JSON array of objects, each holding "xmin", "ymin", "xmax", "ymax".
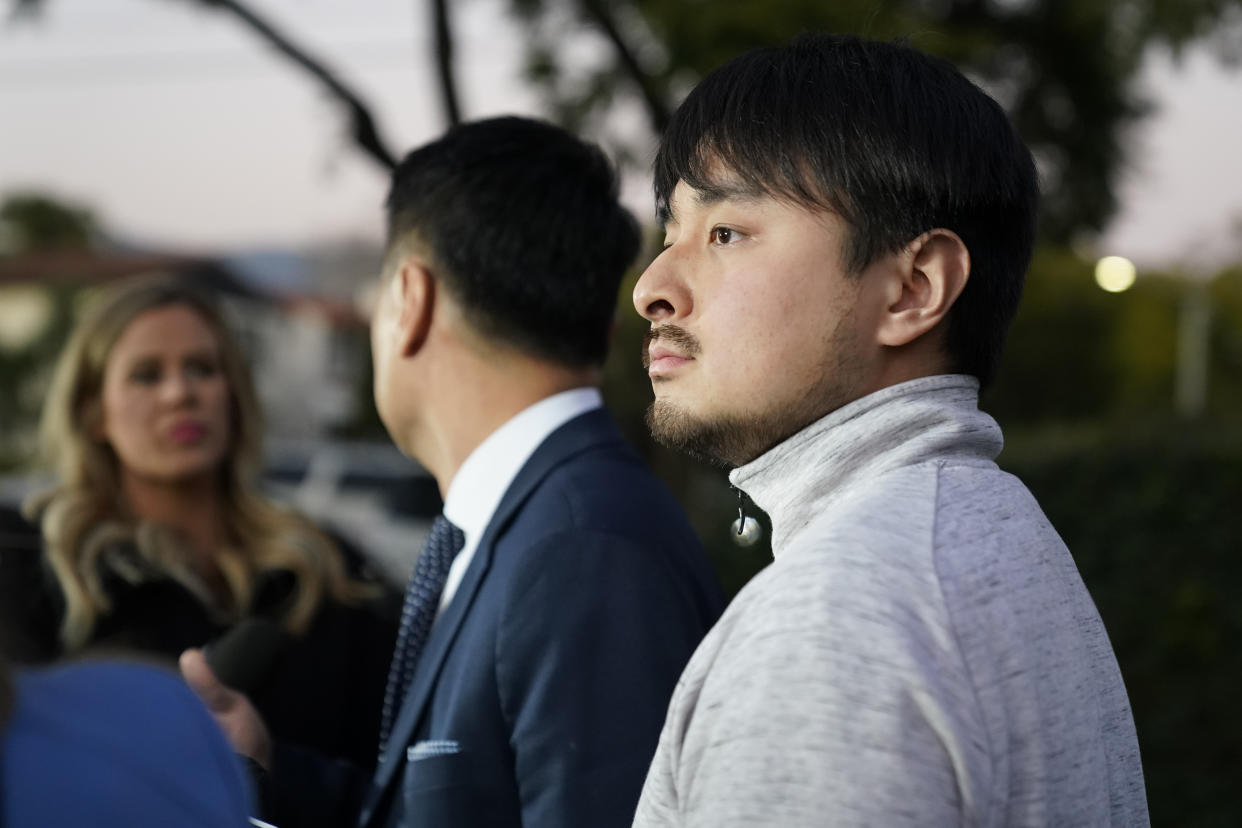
[{"xmin": 1175, "ymin": 283, "xmax": 1212, "ymax": 420}]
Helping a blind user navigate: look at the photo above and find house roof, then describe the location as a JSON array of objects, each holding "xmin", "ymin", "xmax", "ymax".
[{"xmin": 0, "ymin": 249, "xmax": 260, "ymax": 297}]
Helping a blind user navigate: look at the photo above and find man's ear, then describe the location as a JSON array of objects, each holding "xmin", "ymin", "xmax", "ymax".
[
  {"xmin": 394, "ymin": 258, "xmax": 436, "ymax": 357},
  {"xmin": 875, "ymin": 228, "xmax": 970, "ymax": 348}
]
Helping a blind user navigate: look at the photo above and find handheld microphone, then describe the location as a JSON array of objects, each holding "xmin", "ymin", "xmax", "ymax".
[{"xmin": 204, "ymin": 617, "xmax": 283, "ymax": 695}]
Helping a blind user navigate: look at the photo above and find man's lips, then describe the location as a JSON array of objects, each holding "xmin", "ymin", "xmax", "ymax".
[
  {"xmin": 643, "ymin": 325, "xmax": 700, "ymax": 378},
  {"xmin": 645, "ymin": 344, "xmax": 693, "ymax": 376}
]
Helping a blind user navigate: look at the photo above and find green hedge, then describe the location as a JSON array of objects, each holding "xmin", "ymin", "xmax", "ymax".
[{"xmin": 1001, "ymin": 423, "xmax": 1242, "ymax": 827}]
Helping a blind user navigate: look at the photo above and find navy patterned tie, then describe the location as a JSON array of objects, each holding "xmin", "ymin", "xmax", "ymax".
[{"xmin": 377, "ymin": 514, "xmax": 466, "ymax": 754}]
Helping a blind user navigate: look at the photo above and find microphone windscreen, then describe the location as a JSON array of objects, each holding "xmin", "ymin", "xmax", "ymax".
[{"xmin": 204, "ymin": 618, "xmax": 283, "ymax": 695}]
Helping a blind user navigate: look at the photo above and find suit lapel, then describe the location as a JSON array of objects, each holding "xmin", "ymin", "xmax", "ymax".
[{"xmin": 361, "ymin": 409, "xmax": 623, "ymax": 823}]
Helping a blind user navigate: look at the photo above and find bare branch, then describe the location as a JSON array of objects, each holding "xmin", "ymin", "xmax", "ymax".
[
  {"xmin": 430, "ymin": 0, "xmax": 462, "ymax": 126},
  {"xmin": 577, "ymin": 0, "xmax": 670, "ymax": 134},
  {"xmin": 199, "ymin": 0, "xmax": 398, "ymax": 170}
]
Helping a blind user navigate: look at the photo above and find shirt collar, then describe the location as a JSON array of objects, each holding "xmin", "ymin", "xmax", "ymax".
[
  {"xmin": 728, "ymin": 375, "xmax": 1002, "ymax": 556},
  {"xmin": 442, "ymin": 387, "xmax": 603, "ymax": 544}
]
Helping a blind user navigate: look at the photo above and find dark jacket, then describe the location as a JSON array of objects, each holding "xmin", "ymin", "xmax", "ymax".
[
  {"xmin": 274, "ymin": 408, "xmax": 725, "ymax": 828},
  {"xmin": 0, "ymin": 506, "xmax": 399, "ymax": 770}
]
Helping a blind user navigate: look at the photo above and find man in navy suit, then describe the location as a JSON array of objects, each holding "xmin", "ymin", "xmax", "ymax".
[{"xmin": 183, "ymin": 116, "xmax": 723, "ymax": 828}]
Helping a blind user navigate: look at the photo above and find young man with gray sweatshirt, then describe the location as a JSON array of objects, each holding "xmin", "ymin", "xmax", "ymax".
[{"xmin": 631, "ymin": 33, "xmax": 1148, "ymax": 827}]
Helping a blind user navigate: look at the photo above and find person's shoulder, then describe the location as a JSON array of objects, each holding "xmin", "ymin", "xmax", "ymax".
[
  {"xmin": 515, "ymin": 450, "xmax": 708, "ymax": 587},
  {"xmin": 532, "ymin": 426, "xmax": 685, "ymax": 526},
  {"xmin": 930, "ymin": 463, "xmax": 1059, "ymax": 546},
  {"xmin": 768, "ymin": 461, "xmax": 1054, "ymax": 611},
  {"xmin": 16, "ymin": 661, "xmax": 227, "ymax": 745},
  {"xmin": 810, "ymin": 458, "xmax": 1051, "ymax": 568},
  {"xmin": 496, "ymin": 450, "xmax": 717, "ymax": 600},
  {"xmin": 19, "ymin": 659, "xmax": 175, "ymax": 704},
  {"xmin": 914, "ymin": 461, "xmax": 1073, "ymax": 604},
  {"xmin": 723, "ymin": 493, "xmax": 953, "ymax": 648},
  {"xmin": 6, "ymin": 661, "xmax": 251, "ymax": 825},
  {"xmin": 489, "ymin": 407, "xmax": 717, "ymax": 594}
]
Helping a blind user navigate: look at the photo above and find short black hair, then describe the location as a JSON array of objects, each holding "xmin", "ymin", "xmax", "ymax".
[
  {"xmin": 654, "ymin": 33, "xmax": 1039, "ymax": 387},
  {"xmin": 385, "ymin": 116, "xmax": 640, "ymax": 367}
]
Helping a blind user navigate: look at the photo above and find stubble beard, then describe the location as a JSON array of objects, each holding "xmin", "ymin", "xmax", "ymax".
[
  {"xmin": 645, "ymin": 316, "xmax": 862, "ymax": 469},
  {"xmin": 645, "ymin": 399, "xmax": 773, "ymax": 468}
]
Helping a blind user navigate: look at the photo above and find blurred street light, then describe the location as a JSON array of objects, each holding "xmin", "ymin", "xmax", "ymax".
[
  {"xmin": 0, "ymin": 286, "xmax": 52, "ymax": 351},
  {"xmin": 1095, "ymin": 255, "xmax": 1137, "ymax": 292}
]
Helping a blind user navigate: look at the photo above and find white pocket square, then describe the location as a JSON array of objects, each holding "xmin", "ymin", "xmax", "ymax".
[{"xmin": 407, "ymin": 739, "xmax": 461, "ymax": 762}]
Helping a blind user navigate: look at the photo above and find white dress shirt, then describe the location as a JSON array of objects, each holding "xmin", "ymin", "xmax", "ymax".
[{"xmin": 436, "ymin": 387, "xmax": 603, "ymax": 615}]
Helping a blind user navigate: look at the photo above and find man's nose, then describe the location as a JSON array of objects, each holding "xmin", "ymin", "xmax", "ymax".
[{"xmin": 633, "ymin": 249, "xmax": 690, "ymax": 323}]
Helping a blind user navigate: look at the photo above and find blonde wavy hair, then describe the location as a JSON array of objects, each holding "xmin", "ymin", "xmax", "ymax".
[{"xmin": 27, "ymin": 276, "xmax": 368, "ymax": 651}]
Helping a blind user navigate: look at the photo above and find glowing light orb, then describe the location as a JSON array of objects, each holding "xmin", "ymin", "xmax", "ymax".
[{"xmin": 1095, "ymin": 256, "xmax": 1137, "ymax": 293}]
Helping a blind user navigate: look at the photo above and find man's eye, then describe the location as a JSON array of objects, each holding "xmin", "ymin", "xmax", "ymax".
[{"xmin": 710, "ymin": 227, "xmax": 739, "ymax": 245}]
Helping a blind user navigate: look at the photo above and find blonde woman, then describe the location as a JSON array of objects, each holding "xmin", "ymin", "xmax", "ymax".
[{"xmin": 0, "ymin": 276, "xmax": 397, "ymax": 769}]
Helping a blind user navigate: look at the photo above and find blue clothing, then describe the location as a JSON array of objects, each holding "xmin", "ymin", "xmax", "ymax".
[
  {"xmin": 1, "ymin": 661, "xmax": 251, "ymax": 827},
  {"xmin": 276, "ymin": 408, "xmax": 723, "ymax": 828}
]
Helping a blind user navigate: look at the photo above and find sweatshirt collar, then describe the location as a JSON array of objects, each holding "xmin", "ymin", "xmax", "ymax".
[{"xmin": 728, "ymin": 375, "xmax": 1002, "ymax": 556}]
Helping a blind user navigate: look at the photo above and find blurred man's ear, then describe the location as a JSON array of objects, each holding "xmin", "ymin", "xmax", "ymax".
[
  {"xmin": 395, "ymin": 258, "xmax": 436, "ymax": 358},
  {"xmin": 875, "ymin": 229, "xmax": 969, "ymax": 349}
]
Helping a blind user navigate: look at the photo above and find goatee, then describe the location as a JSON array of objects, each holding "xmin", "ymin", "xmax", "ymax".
[{"xmin": 645, "ymin": 399, "xmax": 779, "ymax": 469}]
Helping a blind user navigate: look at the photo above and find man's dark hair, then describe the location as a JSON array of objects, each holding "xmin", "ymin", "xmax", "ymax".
[
  {"xmin": 654, "ymin": 33, "xmax": 1039, "ymax": 387},
  {"xmin": 385, "ymin": 116, "xmax": 641, "ymax": 368}
]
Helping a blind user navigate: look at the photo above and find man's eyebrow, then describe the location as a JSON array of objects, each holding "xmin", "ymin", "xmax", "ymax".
[
  {"xmin": 658, "ymin": 179, "xmax": 764, "ymax": 228},
  {"xmin": 692, "ymin": 179, "xmax": 766, "ymax": 209}
]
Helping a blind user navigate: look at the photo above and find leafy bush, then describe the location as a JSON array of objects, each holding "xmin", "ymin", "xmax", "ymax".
[{"xmin": 1002, "ymin": 424, "xmax": 1242, "ymax": 828}]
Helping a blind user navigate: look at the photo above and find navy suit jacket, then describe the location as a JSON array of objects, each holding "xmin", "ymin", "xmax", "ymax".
[{"xmin": 277, "ymin": 408, "xmax": 722, "ymax": 828}]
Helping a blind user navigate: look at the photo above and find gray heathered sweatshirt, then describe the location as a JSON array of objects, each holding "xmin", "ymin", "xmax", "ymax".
[{"xmin": 633, "ymin": 375, "xmax": 1148, "ymax": 827}]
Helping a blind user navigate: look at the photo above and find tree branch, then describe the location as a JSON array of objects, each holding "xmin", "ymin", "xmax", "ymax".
[
  {"xmin": 430, "ymin": 0, "xmax": 462, "ymax": 126},
  {"xmin": 200, "ymin": 0, "xmax": 398, "ymax": 170},
  {"xmin": 577, "ymin": 0, "xmax": 670, "ymax": 134}
]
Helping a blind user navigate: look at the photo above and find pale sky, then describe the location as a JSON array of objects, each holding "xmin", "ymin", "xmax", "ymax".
[{"xmin": 1, "ymin": 0, "xmax": 1240, "ymax": 271}]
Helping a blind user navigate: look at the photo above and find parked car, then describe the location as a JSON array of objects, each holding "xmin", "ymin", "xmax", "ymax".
[{"xmin": 262, "ymin": 439, "xmax": 440, "ymax": 587}]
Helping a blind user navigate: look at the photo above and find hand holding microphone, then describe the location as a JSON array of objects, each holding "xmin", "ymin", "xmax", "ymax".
[
  {"xmin": 180, "ymin": 618, "xmax": 282, "ymax": 770},
  {"xmin": 204, "ymin": 617, "xmax": 284, "ymax": 695}
]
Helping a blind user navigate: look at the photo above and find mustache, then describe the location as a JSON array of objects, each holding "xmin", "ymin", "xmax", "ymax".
[{"xmin": 642, "ymin": 325, "xmax": 701, "ymax": 369}]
